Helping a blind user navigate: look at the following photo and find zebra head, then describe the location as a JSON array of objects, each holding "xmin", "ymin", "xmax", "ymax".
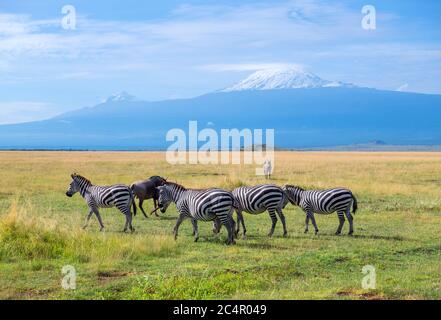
[
  {"xmin": 283, "ymin": 185, "xmax": 304, "ymax": 206},
  {"xmin": 66, "ymin": 173, "xmax": 91, "ymax": 197},
  {"xmin": 157, "ymin": 185, "xmax": 172, "ymax": 213},
  {"xmin": 66, "ymin": 173, "xmax": 80, "ymax": 197}
]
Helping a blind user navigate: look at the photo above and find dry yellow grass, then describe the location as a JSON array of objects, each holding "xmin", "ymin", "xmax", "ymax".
[
  {"xmin": 1, "ymin": 150, "xmax": 441, "ymax": 194},
  {"xmin": 0, "ymin": 151, "xmax": 440, "ymax": 299}
]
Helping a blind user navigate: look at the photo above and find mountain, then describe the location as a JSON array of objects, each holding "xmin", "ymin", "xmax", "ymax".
[
  {"xmin": 0, "ymin": 71, "xmax": 441, "ymax": 150},
  {"xmin": 104, "ymin": 91, "xmax": 137, "ymax": 103},
  {"xmin": 223, "ymin": 67, "xmax": 354, "ymax": 91}
]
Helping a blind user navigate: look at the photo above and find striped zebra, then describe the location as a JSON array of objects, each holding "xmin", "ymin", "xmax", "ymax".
[
  {"xmin": 65, "ymin": 173, "xmax": 136, "ymax": 232},
  {"xmin": 214, "ymin": 184, "xmax": 287, "ymax": 237},
  {"xmin": 283, "ymin": 185, "xmax": 357, "ymax": 235},
  {"xmin": 156, "ymin": 182, "xmax": 236, "ymax": 245}
]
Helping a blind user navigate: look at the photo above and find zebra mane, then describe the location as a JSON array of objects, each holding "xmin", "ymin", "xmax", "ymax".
[
  {"xmin": 164, "ymin": 181, "xmax": 187, "ymax": 190},
  {"xmin": 285, "ymin": 185, "xmax": 304, "ymax": 191},
  {"xmin": 71, "ymin": 173, "xmax": 92, "ymax": 186},
  {"xmin": 163, "ymin": 181, "xmax": 207, "ymax": 192}
]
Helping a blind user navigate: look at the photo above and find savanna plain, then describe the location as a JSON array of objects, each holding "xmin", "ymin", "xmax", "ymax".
[{"xmin": 0, "ymin": 151, "xmax": 440, "ymax": 300}]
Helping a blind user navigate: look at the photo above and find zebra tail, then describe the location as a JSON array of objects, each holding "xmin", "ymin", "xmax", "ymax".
[
  {"xmin": 232, "ymin": 197, "xmax": 240, "ymax": 211},
  {"xmin": 129, "ymin": 184, "xmax": 137, "ymax": 198},
  {"xmin": 352, "ymin": 194, "xmax": 358, "ymax": 214}
]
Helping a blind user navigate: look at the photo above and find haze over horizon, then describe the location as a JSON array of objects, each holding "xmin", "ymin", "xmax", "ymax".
[{"xmin": 1, "ymin": 0, "xmax": 441, "ymax": 124}]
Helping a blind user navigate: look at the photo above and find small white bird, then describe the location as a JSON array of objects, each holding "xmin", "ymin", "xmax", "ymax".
[{"xmin": 263, "ymin": 159, "xmax": 272, "ymax": 179}]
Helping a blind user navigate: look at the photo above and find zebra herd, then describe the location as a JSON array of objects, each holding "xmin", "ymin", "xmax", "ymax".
[{"xmin": 66, "ymin": 173, "xmax": 358, "ymax": 244}]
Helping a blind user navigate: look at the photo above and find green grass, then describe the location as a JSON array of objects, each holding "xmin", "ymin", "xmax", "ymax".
[{"xmin": 0, "ymin": 151, "xmax": 441, "ymax": 300}]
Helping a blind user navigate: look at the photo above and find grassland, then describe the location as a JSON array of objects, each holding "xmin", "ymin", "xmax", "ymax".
[{"xmin": 0, "ymin": 151, "xmax": 440, "ymax": 300}]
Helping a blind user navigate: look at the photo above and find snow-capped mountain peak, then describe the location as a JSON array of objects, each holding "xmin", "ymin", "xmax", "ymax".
[
  {"xmin": 105, "ymin": 91, "xmax": 136, "ymax": 103},
  {"xmin": 223, "ymin": 67, "xmax": 354, "ymax": 92}
]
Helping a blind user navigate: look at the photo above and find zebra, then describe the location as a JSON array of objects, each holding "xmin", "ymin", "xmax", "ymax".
[
  {"xmin": 156, "ymin": 182, "xmax": 236, "ymax": 245},
  {"xmin": 65, "ymin": 173, "xmax": 137, "ymax": 232},
  {"xmin": 214, "ymin": 184, "xmax": 288, "ymax": 237},
  {"xmin": 283, "ymin": 185, "xmax": 358, "ymax": 235}
]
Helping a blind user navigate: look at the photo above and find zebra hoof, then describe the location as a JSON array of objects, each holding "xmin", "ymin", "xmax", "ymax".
[
  {"xmin": 100, "ymin": 227, "xmax": 105, "ymax": 232},
  {"xmin": 283, "ymin": 233, "xmax": 288, "ymax": 238},
  {"xmin": 335, "ymin": 231, "xmax": 342, "ymax": 235},
  {"xmin": 194, "ymin": 237, "xmax": 199, "ymax": 242},
  {"xmin": 348, "ymin": 231, "xmax": 354, "ymax": 236},
  {"xmin": 304, "ymin": 229, "xmax": 308, "ymax": 234},
  {"xmin": 314, "ymin": 231, "xmax": 319, "ymax": 235}
]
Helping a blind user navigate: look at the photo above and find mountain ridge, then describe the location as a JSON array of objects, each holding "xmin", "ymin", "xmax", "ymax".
[
  {"xmin": 223, "ymin": 67, "xmax": 355, "ymax": 92},
  {"xmin": 0, "ymin": 86, "xmax": 440, "ymax": 149}
]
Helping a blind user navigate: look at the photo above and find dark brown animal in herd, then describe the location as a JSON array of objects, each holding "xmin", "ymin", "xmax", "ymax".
[{"xmin": 130, "ymin": 176, "xmax": 167, "ymax": 217}]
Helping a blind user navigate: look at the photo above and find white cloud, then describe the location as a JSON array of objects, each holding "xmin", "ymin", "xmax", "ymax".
[
  {"xmin": 201, "ymin": 63, "xmax": 306, "ymax": 72},
  {"xmin": 0, "ymin": 1, "xmax": 368, "ymax": 62},
  {"xmin": 0, "ymin": 0, "xmax": 439, "ymax": 96},
  {"xmin": 0, "ymin": 2, "xmax": 433, "ymax": 72},
  {"xmin": 58, "ymin": 71, "xmax": 93, "ymax": 80}
]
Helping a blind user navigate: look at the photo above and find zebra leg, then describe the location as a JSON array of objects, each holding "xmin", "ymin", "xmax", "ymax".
[
  {"xmin": 234, "ymin": 210, "xmax": 241, "ymax": 235},
  {"xmin": 82, "ymin": 210, "xmax": 93, "ymax": 229},
  {"xmin": 231, "ymin": 217, "xmax": 237, "ymax": 239},
  {"xmin": 127, "ymin": 212, "xmax": 135, "ymax": 232},
  {"xmin": 93, "ymin": 210, "xmax": 105, "ymax": 231},
  {"xmin": 217, "ymin": 214, "xmax": 235, "ymax": 245},
  {"xmin": 307, "ymin": 211, "xmax": 319, "ymax": 235},
  {"xmin": 212, "ymin": 217, "xmax": 221, "ymax": 234},
  {"xmin": 191, "ymin": 219, "xmax": 199, "ymax": 242},
  {"xmin": 123, "ymin": 216, "xmax": 129, "ymax": 232},
  {"xmin": 276, "ymin": 208, "xmax": 288, "ymax": 237},
  {"xmin": 335, "ymin": 211, "xmax": 345, "ymax": 235},
  {"xmin": 173, "ymin": 214, "xmax": 186, "ymax": 240},
  {"xmin": 236, "ymin": 210, "xmax": 247, "ymax": 237},
  {"xmin": 345, "ymin": 208, "xmax": 354, "ymax": 235},
  {"xmin": 267, "ymin": 210, "xmax": 278, "ymax": 237},
  {"xmin": 138, "ymin": 199, "xmax": 148, "ymax": 218},
  {"xmin": 225, "ymin": 216, "xmax": 236, "ymax": 245},
  {"xmin": 228, "ymin": 208, "xmax": 238, "ymax": 239},
  {"xmin": 119, "ymin": 206, "xmax": 134, "ymax": 232},
  {"xmin": 304, "ymin": 214, "xmax": 310, "ymax": 233}
]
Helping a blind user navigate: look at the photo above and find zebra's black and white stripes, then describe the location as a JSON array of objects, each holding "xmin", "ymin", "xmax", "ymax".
[
  {"xmin": 231, "ymin": 184, "xmax": 287, "ymax": 237},
  {"xmin": 157, "ymin": 182, "xmax": 236, "ymax": 244},
  {"xmin": 65, "ymin": 172, "xmax": 360, "ymax": 240},
  {"xmin": 283, "ymin": 185, "xmax": 357, "ymax": 235},
  {"xmin": 66, "ymin": 173, "xmax": 136, "ymax": 232}
]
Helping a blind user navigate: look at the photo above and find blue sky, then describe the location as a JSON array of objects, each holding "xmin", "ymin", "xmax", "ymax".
[{"xmin": 0, "ymin": 0, "xmax": 440, "ymax": 124}]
